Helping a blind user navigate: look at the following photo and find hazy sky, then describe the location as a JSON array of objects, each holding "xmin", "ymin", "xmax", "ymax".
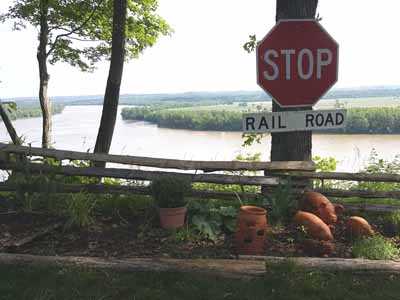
[{"xmin": 0, "ymin": 0, "xmax": 399, "ymax": 98}]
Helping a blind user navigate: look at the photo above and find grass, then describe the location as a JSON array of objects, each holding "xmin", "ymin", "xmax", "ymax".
[
  {"xmin": 352, "ymin": 235, "xmax": 400, "ymax": 260},
  {"xmin": 334, "ymin": 196, "xmax": 400, "ymax": 206},
  {"xmin": 383, "ymin": 210, "xmax": 400, "ymax": 226},
  {"xmin": 1, "ymin": 263, "xmax": 400, "ymax": 300}
]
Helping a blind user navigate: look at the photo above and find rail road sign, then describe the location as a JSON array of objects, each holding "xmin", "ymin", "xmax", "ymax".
[
  {"xmin": 257, "ymin": 19, "xmax": 339, "ymax": 107},
  {"xmin": 243, "ymin": 109, "xmax": 346, "ymax": 133}
]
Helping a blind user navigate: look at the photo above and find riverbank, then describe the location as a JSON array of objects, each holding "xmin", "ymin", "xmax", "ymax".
[
  {"xmin": 121, "ymin": 106, "xmax": 400, "ymax": 134},
  {"xmin": 1, "ymin": 104, "xmax": 65, "ymax": 121}
]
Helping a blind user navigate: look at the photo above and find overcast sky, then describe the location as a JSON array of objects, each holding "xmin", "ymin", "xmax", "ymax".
[{"xmin": 0, "ymin": 0, "xmax": 399, "ymax": 98}]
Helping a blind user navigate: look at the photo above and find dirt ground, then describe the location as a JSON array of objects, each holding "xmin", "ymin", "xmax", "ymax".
[{"xmin": 2, "ymin": 209, "xmax": 398, "ymax": 260}]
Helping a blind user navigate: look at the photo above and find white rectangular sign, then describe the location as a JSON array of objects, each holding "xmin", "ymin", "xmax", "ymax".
[{"xmin": 243, "ymin": 109, "xmax": 346, "ymax": 133}]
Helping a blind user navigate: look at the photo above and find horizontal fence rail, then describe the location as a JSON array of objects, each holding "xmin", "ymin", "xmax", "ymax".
[
  {"xmin": 0, "ymin": 143, "xmax": 315, "ymax": 172},
  {"xmin": 0, "ymin": 183, "xmax": 260, "ymax": 201},
  {"xmin": 1, "ymin": 143, "xmax": 400, "ymax": 202},
  {"xmin": 272, "ymin": 171, "xmax": 400, "ymax": 183},
  {"xmin": 1, "ymin": 182, "xmax": 399, "ymax": 201},
  {"xmin": 0, "ymin": 161, "xmax": 281, "ymax": 186}
]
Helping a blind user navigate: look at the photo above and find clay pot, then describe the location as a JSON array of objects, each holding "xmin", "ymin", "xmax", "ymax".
[
  {"xmin": 300, "ymin": 191, "xmax": 341, "ymax": 225},
  {"xmin": 293, "ymin": 211, "xmax": 334, "ymax": 241},
  {"xmin": 302, "ymin": 239, "xmax": 335, "ymax": 257},
  {"xmin": 159, "ymin": 206, "xmax": 187, "ymax": 229},
  {"xmin": 234, "ymin": 206, "xmax": 267, "ymax": 255},
  {"xmin": 346, "ymin": 216, "xmax": 374, "ymax": 238}
]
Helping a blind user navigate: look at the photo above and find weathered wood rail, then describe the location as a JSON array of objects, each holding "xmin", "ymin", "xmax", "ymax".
[
  {"xmin": 1, "ymin": 253, "xmax": 400, "ymax": 278},
  {"xmin": 0, "ymin": 143, "xmax": 315, "ymax": 171},
  {"xmin": 0, "ymin": 161, "xmax": 280, "ymax": 186},
  {"xmin": 0, "ymin": 143, "xmax": 400, "ymax": 202}
]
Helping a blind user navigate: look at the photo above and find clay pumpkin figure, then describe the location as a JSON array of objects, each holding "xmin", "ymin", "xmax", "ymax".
[
  {"xmin": 293, "ymin": 211, "xmax": 334, "ymax": 241},
  {"xmin": 300, "ymin": 191, "xmax": 342, "ymax": 225},
  {"xmin": 346, "ymin": 216, "xmax": 374, "ymax": 238}
]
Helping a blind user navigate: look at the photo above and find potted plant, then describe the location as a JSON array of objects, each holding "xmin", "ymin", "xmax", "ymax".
[{"xmin": 150, "ymin": 176, "xmax": 191, "ymax": 229}]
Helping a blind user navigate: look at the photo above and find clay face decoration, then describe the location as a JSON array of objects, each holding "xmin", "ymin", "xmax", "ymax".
[
  {"xmin": 293, "ymin": 211, "xmax": 334, "ymax": 241},
  {"xmin": 300, "ymin": 192, "xmax": 339, "ymax": 225},
  {"xmin": 347, "ymin": 216, "xmax": 374, "ymax": 238}
]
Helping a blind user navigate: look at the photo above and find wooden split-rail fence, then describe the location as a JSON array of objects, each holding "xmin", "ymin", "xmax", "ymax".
[{"xmin": 0, "ymin": 143, "xmax": 400, "ymax": 204}]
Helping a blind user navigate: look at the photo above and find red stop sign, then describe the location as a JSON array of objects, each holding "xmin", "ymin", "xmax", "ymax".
[{"xmin": 257, "ymin": 19, "xmax": 338, "ymax": 107}]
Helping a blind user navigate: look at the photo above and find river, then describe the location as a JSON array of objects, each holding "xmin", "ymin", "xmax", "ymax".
[{"xmin": 1, "ymin": 105, "xmax": 399, "ymax": 172}]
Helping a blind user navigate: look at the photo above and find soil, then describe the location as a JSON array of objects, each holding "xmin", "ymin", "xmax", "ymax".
[{"xmin": 1, "ymin": 210, "xmax": 399, "ymax": 259}]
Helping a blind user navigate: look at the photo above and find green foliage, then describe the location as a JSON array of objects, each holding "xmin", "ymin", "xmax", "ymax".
[
  {"xmin": 188, "ymin": 201, "xmax": 237, "ymax": 241},
  {"xmin": 193, "ymin": 182, "xmax": 259, "ymax": 194},
  {"xmin": 357, "ymin": 149, "xmax": 400, "ymax": 192},
  {"xmin": 1, "ymin": 0, "xmax": 171, "ymax": 72},
  {"xmin": 313, "ymin": 156, "xmax": 337, "ymax": 172},
  {"xmin": 313, "ymin": 156, "xmax": 338, "ymax": 189},
  {"xmin": 65, "ymin": 193, "xmax": 97, "ymax": 228},
  {"xmin": 243, "ymin": 34, "xmax": 257, "ymax": 53},
  {"xmin": 150, "ymin": 176, "xmax": 191, "ymax": 208},
  {"xmin": 193, "ymin": 152, "xmax": 262, "ymax": 196},
  {"xmin": 352, "ymin": 235, "xmax": 400, "ymax": 260},
  {"xmin": 242, "ymin": 133, "xmax": 265, "ymax": 147},
  {"xmin": 0, "ymin": 104, "xmax": 64, "ymax": 121},
  {"xmin": 264, "ymin": 181, "xmax": 295, "ymax": 225},
  {"xmin": 121, "ymin": 106, "xmax": 243, "ymax": 131}
]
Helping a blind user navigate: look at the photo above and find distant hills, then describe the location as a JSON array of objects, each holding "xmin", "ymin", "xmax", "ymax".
[{"xmin": 6, "ymin": 86, "xmax": 400, "ymax": 107}]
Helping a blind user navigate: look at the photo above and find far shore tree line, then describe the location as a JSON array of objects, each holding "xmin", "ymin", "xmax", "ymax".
[
  {"xmin": 1, "ymin": 0, "xmax": 171, "ymax": 155},
  {"xmin": 121, "ymin": 106, "xmax": 400, "ymax": 134}
]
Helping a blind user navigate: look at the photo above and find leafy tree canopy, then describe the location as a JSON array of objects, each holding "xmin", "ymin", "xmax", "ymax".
[{"xmin": 1, "ymin": 0, "xmax": 171, "ymax": 71}]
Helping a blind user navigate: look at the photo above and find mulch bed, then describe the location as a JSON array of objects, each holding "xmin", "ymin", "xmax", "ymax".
[
  {"xmin": 1, "ymin": 210, "xmax": 399, "ymax": 260},
  {"xmin": 1, "ymin": 212, "xmax": 232, "ymax": 259}
]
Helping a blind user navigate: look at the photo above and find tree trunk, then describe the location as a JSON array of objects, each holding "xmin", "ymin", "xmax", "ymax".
[
  {"xmin": 0, "ymin": 104, "xmax": 21, "ymax": 145},
  {"xmin": 37, "ymin": 0, "xmax": 52, "ymax": 149},
  {"xmin": 262, "ymin": 0, "xmax": 318, "ymax": 194},
  {"xmin": 270, "ymin": 0, "xmax": 318, "ymax": 162},
  {"xmin": 93, "ymin": 0, "xmax": 127, "ymax": 166}
]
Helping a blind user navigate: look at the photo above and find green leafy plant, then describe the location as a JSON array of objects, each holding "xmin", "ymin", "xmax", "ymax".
[
  {"xmin": 264, "ymin": 181, "xmax": 296, "ymax": 225},
  {"xmin": 352, "ymin": 235, "xmax": 400, "ymax": 260},
  {"xmin": 66, "ymin": 193, "xmax": 97, "ymax": 228},
  {"xmin": 188, "ymin": 201, "xmax": 237, "ymax": 242},
  {"xmin": 150, "ymin": 176, "xmax": 191, "ymax": 208}
]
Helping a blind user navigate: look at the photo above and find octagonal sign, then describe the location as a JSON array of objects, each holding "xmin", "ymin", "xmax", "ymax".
[{"xmin": 257, "ymin": 19, "xmax": 338, "ymax": 107}]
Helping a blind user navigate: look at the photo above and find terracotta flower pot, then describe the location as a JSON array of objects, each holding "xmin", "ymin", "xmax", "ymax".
[
  {"xmin": 159, "ymin": 206, "xmax": 187, "ymax": 229},
  {"xmin": 235, "ymin": 206, "xmax": 267, "ymax": 255}
]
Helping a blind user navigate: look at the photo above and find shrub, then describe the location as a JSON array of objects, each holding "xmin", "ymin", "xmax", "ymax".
[
  {"xmin": 66, "ymin": 193, "xmax": 97, "ymax": 228},
  {"xmin": 264, "ymin": 181, "xmax": 296, "ymax": 225},
  {"xmin": 352, "ymin": 235, "xmax": 400, "ymax": 260},
  {"xmin": 150, "ymin": 176, "xmax": 191, "ymax": 208}
]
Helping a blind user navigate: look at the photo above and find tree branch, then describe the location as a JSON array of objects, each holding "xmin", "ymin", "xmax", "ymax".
[
  {"xmin": 67, "ymin": 36, "xmax": 102, "ymax": 42},
  {"xmin": 46, "ymin": 0, "xmax": 105, "ymax": 57}
]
